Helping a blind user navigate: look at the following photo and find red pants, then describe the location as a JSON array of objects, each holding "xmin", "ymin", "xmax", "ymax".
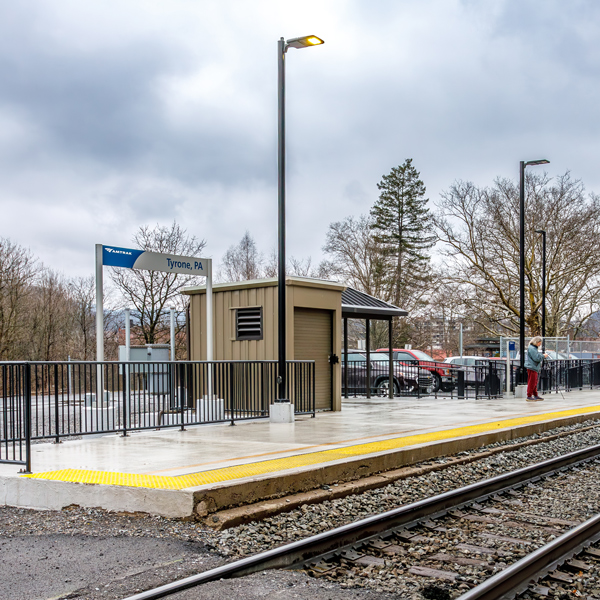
[{"xmin": 527, "ymin": 369, "xmax": 539, "ymax": 398}]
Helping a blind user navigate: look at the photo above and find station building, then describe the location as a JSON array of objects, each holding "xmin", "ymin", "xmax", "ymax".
[{"xmin": 182, "ymin": 276, "xmax": 407, "ymax": 412}]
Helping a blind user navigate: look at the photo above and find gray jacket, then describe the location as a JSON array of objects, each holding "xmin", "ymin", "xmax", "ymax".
[{"xmin": 524, "ymin": 344, "xmax": 544, "ymax": 373}]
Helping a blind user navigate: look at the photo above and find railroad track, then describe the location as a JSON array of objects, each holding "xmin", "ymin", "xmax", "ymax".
[
  {"xmin": 125, "ymin": 443, "xmax": 600, "ymax": 600},
  {"xmin": 458, "ymin": 514, "xmax": 600, "ymax": 599}
]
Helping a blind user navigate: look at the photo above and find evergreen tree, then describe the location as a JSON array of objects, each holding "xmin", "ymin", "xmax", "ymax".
[{"xmin": 370, "ymin": 159, "xmax": 435, "ymax": 318}]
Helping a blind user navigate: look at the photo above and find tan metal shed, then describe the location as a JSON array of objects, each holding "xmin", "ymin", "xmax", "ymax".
[{"xmin": 182, "ymin": 276, "xmax": 345, "ymax": 411}]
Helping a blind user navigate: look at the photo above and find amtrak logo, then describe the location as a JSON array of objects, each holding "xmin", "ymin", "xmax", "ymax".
[{"xmin": 106, "ymin": 248, "xmax": 133, "ymax": 255}]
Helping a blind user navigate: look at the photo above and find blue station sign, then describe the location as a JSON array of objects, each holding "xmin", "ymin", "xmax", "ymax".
[{"xmin": 101, "ymin": 245, "xmax": 207, "ymax": 276}]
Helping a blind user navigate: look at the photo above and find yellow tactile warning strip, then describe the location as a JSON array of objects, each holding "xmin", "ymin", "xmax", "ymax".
[{"xmin": 22, "ymin": 404, "xmax": 600, "ymax": 490}]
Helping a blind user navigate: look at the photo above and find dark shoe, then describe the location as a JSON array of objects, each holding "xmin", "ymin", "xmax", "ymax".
[
  {"xmin": 526, "ymin": 397, "xmax": 537, "ymax": 402},
  {"xmin": 534, "ymin": 396, "xmax": 544, "ymax": 401}
]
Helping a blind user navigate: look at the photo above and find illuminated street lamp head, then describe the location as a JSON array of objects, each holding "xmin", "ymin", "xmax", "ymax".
[
  {"xmin": 525, "ymin": 159, "xmax": 550, "ymax": 167},
  {"xmin": 285, "ymin": 35, "xmax": 324, "ymax": 50}
]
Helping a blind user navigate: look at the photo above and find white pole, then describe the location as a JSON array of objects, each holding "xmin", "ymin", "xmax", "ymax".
[
  {"xmin": 170, "ymin": 307, "xmax": 176, "ymax": 361},
  {"xmin": 95, "ymin": 244, "xmax": 104, "ymax": 361},
  {"xmin": 459, "ymin": 323, "xmax": 463, "ymax": 358},
  {"xmin": 206, "ymin": 259, "xmax": 213, "ymax": 399},
  {"xmin": 125, "ymin": 308, "xmax": 131, "ymax": 361},
  {"xmin": 125, "ymin": 308, "xmax": 131, "ymax": 409},
  {"xmin": 95, "ymin": 244, "xmax": 104, "ymax": 400},
  {"xmin": 206, "ymin": 260, "xmax": 213, "ymax": 362}
]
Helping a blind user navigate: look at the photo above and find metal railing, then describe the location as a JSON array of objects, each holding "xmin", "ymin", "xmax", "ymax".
[
  {"xmin": 0, "ymin": 363, "xmax": 31, "ymax": 470},
  {"xmin": 0, "ymin": 359, "xmax": 315, "ymax": 472},
  {"xmin": 505, "ymin": 358, "xmax": 600, "ymax": 393},
  {"xmin": 342, "ymin": 359, "xmax": 434, "ymax": 398},
  {"xmin": 342, "ymin": 357, "xmax": 600, "ymax": 399}
]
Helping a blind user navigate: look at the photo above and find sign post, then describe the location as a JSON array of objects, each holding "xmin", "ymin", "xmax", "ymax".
[{"xmin": 95, "ymin": 244, "xmax": 213, "ymax": 386}]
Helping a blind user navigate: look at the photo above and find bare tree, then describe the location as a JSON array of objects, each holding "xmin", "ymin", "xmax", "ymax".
[
  {"xmin": 28, "ymin": 269, "xmax": 73, "ymax": 361},
  {"xmin": 68, "ymin": 275, "xmax": 96, "ymax": 359},
  {"xmin": 435, "ymin": 172, "xmax": 600, "ymax": 338},
  {"xmin": 322, "ymin": 215, "xmax": 388, "ymax": 298},
  {"xmin": 229, "ymin": 240, "xmax": 329, "ymax": 280},
  {"xmin": 0, "ymin": 238, "xmax": 38, "ymax": 360},
  {"xmin": 220, "ymin": 231, "xmax": 262, "ymax": 282},
  {"xmin": 110, "ymin": 222, "xmax": 206, "ymax": 344}
]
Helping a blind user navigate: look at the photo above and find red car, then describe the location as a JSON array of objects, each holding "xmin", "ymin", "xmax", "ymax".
[{"xmin": 375, "ymin": 348, "xmax": 455, "ymax": 392}]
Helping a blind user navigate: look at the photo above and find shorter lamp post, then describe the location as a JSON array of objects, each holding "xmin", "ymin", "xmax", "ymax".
[
  {"xmin": 535, "ymin": 229, "xmax": 547, "ymax": 352},
  {"xmin": 519, "ymin": 159, "xmax": 549, "ymax": 386}
]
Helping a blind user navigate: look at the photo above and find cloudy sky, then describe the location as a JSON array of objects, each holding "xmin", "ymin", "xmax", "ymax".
[{"xmin": 1, "ymin": 0, "xmax": 599, "ymax": 278}]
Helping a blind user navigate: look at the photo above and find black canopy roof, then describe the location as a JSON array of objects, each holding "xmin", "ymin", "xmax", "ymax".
[{"xmin": 341, "ymin": 287, "xmax": 408, "ymax": 319}]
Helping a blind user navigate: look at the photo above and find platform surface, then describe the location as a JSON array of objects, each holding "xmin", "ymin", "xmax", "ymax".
[{"xmin": 2, "ymin": 391, "xmax": 600, "ymax": 517}]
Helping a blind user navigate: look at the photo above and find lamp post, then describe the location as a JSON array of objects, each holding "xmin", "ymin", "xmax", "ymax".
[
  {"xmin": 535, "ymin": 229, "xmax": 547, "ymax": 352},
  {"xmin": 519, "ymin": 159, "xmax": 549, "ymax": 387},
  {"xmin": 277, "ymin": 35, "xmax": 324, "ymax": 403}
]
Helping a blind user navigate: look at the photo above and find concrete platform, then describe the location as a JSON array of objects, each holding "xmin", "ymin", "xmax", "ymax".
[{"xmin": 2, "ymin": 391, "xmax": 600, "ymax": 520}]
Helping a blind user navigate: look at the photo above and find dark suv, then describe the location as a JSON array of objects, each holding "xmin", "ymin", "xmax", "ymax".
[
  {"xmin": 375, "ymin": 348, "xmax": 455, "ymax": 392},
  {"xmin": 342, "ymin": 350, "xmax": 433, "ymax": 396}
]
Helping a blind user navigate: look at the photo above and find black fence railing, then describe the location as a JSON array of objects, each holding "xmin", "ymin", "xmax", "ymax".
[
  {"xmin": 0, "ymin": 363, "xmax": 31, "ymax": 470},
  {"xmin": 0, "ymin": 359, "xmax": 315, "ymax": 472},
  {"xmin": 342, "ymin": 359, "xmax": 435, "ymax": 398},
  {"xmin": 343, "ymin": 357, "xmax": 600, "ymax": 400},
  {"xmin": 532, "ymin": 359, "xmax": 600, "ymax": 393}
]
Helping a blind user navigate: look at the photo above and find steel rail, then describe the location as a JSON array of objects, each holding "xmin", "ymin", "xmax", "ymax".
[
  {"xmin": 124, "ymin": 442, "xmax": 600, "ymax": 600},
  {"xmin": 457, "ymin": 512, "xmax": 600, "ymax": 600}
]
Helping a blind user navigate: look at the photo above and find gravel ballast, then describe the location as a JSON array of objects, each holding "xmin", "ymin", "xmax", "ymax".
[{"xmin": 215, "ymin": 420, "xmax": 600, "ymax": 557}]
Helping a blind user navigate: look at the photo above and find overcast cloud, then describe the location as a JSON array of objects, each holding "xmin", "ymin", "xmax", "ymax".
[{"xmin": 1, "ymin": 0, "xmax": 599, "ymax": 277}]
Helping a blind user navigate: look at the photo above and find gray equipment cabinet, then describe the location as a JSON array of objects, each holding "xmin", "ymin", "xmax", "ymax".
[{"xmin": 118, "ymin": 344, "xmax": 171, "ymax": 395}]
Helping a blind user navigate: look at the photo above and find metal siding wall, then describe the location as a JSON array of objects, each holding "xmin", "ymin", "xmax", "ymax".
[{"xmin": 265, "ymin": 286, "xmax": 276, "ymax": 360}]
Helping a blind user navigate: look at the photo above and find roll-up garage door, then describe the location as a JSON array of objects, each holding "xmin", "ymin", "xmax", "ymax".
[{"xmin": 294, "ymin": 308, "xmax": 332, "ymax": 411}]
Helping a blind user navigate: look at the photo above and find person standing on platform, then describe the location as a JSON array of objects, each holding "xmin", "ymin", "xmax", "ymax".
[{"xmin": 524, "ymin": 336, "xmax": 547, "ymax": 401}]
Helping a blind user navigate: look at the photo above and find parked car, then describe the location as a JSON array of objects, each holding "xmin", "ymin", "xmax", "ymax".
[
  {"xmin": 444, "ymin": 356, "xmax": 504, "ymax": 393},
  {"xmin": 375, "ymin": 348, "xmax": 455, "ymax": 392},
  {"xmin": 342, "ymin": 350, "xmax": 433, "ymax": 396}
]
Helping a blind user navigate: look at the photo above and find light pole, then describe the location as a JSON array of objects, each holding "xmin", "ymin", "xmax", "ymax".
[
  {"xmin": 519, "ymin": 159, "xmax": 549, "ymax": 386},
  {"xmin": 535, "ymin": 229, "xmax": 547, "ymax": 352},
  {"xmin": 277, "ymin": 35, "xmax": 324, "ymax": 403}
]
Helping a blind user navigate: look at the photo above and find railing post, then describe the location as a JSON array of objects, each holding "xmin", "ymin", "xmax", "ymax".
[
  {"xmin": 21, "ymin": 363, "xmax": 32, "ymax": 474},
  {"xmin": 312, "ymin": 361, "xmax": 316, "ymax": 417},
  {"xmin": 229, "ymin": 362, "xmax": 235, "ymax": 426},
  {"xmin": 54, "ymin": 363, "xmax": 60, "ymax": 444},
  {"xmin": 179, "ymin": 363, "xmax": 185, "ymax": 431},
  {"xmin": 457, "ymin": 370, "xmax": 465, "ymax": 399},
  {"xmin": 121, "ymin": 363, "xmax": 128, "ymax": 437}
]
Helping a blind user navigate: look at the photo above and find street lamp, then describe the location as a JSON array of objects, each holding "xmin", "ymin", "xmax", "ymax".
[
  {"xmin": 519, "ymin": 159, "xmax": 549, "ymax": 387},
  {"xmin": 276, "ymin": 35, "xmax": 324, "ymax": 403},
  {"xmin": 535, "ymin": 229, "xmax": 547, "ymax": 352}
]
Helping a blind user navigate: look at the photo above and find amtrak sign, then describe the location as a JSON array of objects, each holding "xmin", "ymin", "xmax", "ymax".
[
  {"xmin": 102, "ymin": 245, "xmax": 208, "ymax": 276},
  {"xmin": 95, "ymin": 243, "xmax": 213, "ymax": 364}
]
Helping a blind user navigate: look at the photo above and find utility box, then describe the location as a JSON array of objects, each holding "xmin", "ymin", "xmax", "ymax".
[
  {"xmin": 118, "ymin": 344, "xmax": 171, "ymax": 395},
  {"xmin": 118, "ymin": 344, "xmax": 170, "ymax": 365}
]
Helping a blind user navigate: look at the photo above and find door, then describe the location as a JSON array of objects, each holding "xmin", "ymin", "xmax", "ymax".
[{"xmin": 294, "ymin": 308, "xmax": 333, "ymax": 411}]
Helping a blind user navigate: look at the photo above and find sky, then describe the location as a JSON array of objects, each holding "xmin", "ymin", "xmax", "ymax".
[{"xmin": 1, "ymin": 0, "xmax": 599, "ymax": 278}]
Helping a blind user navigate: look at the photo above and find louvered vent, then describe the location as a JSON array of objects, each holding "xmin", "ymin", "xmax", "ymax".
[{"xmin": 236, "ymin": 307, "xmax": 263, "ymax": 341}]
